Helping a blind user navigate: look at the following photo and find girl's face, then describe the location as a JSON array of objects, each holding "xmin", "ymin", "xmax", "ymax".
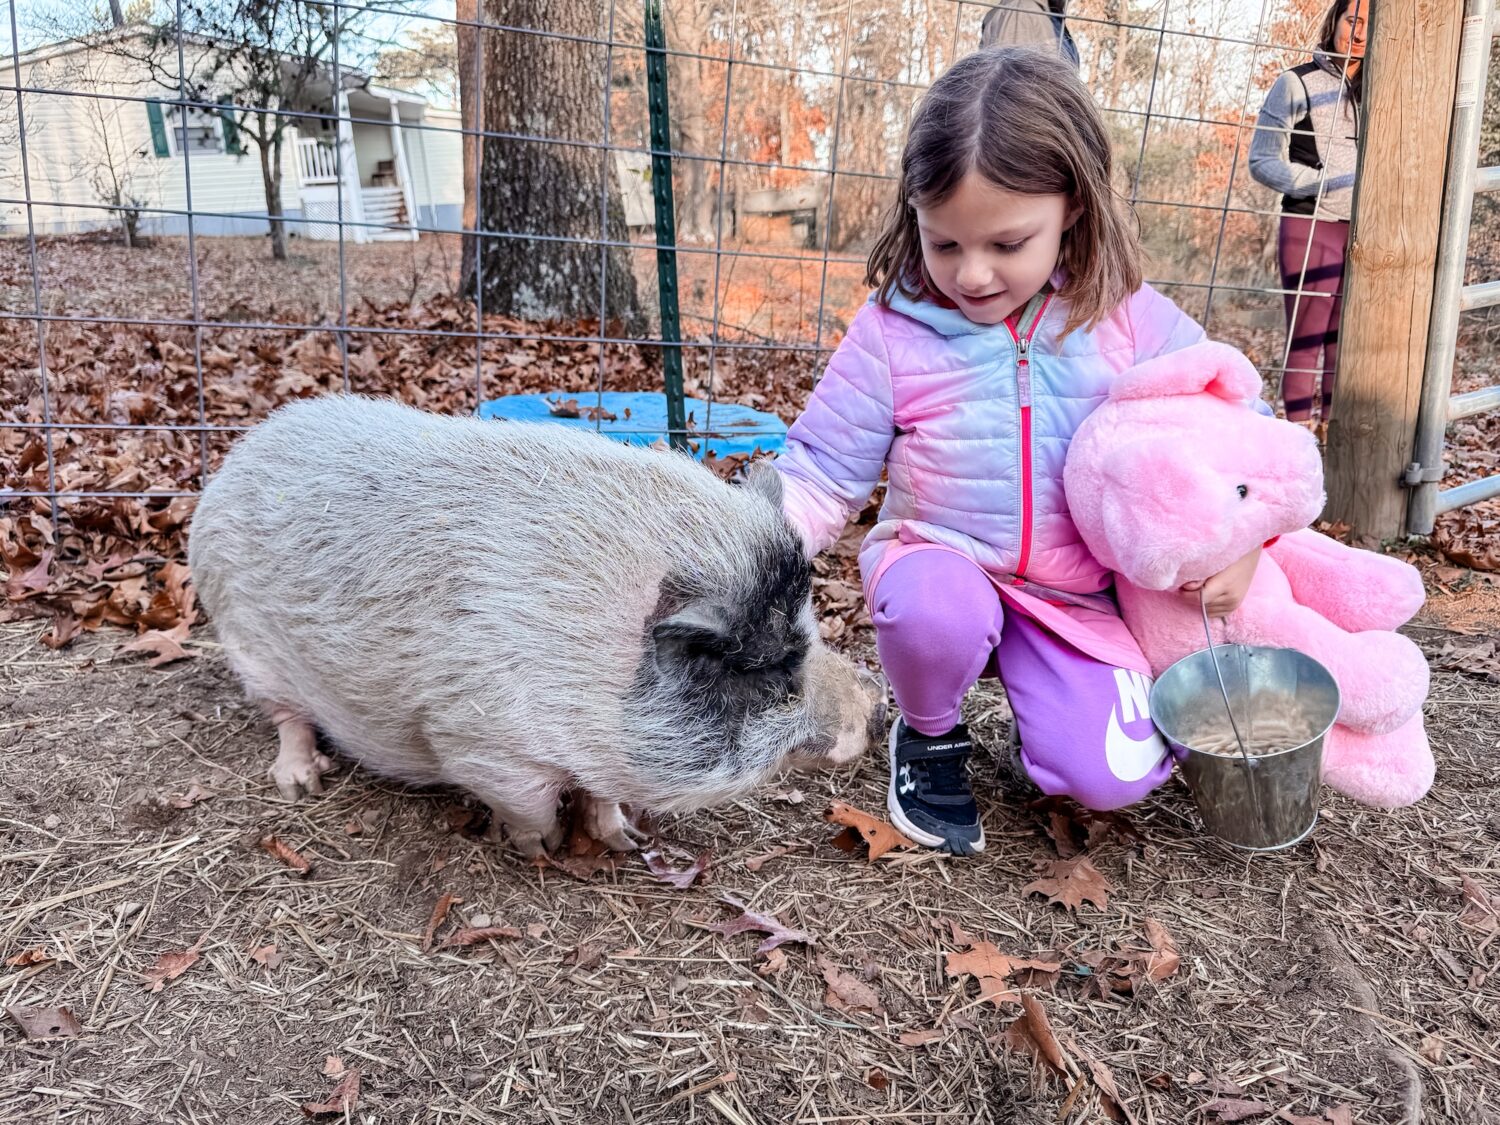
[
  {"xmin": 1334, "ymin": 0, "xmax": 1367, "ymax": 66},
  {"xmin": 915, "ymin": 172, "xmax": 1079, "ymax": 327}
]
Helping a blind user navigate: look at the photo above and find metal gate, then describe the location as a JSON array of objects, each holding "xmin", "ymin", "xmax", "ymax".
[{"xmin": 1407, "ymin": 0, "xmax": 1500, "ymax": 534}]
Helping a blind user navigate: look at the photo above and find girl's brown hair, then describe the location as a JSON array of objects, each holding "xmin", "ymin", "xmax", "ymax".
[{"xmin": 867, "ymin": 47, "xmax": 1142, "ymax": 336}]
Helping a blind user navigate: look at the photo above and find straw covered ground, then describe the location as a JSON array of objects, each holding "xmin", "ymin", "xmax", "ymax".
[{"xmin": 1, "ymin": 568, "xmax": 1498, "ymax": 1124}]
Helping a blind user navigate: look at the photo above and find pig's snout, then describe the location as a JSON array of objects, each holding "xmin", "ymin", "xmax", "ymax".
[{"xmin": 788, "ymin": 650, "xmax": 888, "ymax": 771}]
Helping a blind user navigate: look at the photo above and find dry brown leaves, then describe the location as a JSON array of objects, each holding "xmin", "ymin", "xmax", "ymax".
[
  {"xmin": 302, "ymin": 1065, "xmax": 361, "ymax": 1117},
  {"xmin": 1023, "ymin": 855, "xmax": 1113, "ymax": 911},
  {"xmin": 1431, "ymin": 638, "xmax": 1500, "ymax": 683},
  {"xmin": 744, "ymin": 845, "xmax": 797, "ymax": 872},
  {"xmin": 1459, "ymin": 876, "xmax": 1500, "ymax": 951},
  {"xmin": 1202, "ymin": 1097, "xmax": 1354, "ymax": 1124},
  {"xmin": 120, "ymin": 623, "xmax": 195, "ymax": 667},
  {"xmin": 817, "ymin": 955, "xmax": 884, "ymax": 1016},
  {"xmin": 259, "ymin": 835, "xmax": 313, "ymax": 877},
  {"xmin": 421, "ymin": 893, "xmax": 463, "ymax": 952},
  {"xmin": 1003, "ymin": 994, "xmax": 1070, "ymax": 1078},
  {"xmin": 141, "ymin": 940, "xmax": 202, "ymax": 992},
  {"xmin": 1002, "ymin": 997, "xmax": 1139, "ymax": 1121},
  {"xmin": 531, "ymin": 816, "xmax": 625, "ymax": 881},
  {"xmin": 1030, "ymin": 796, "xmax": 1140, "ymax": 857},
  {"xmin": 435, "ymin": 925, "xmax": 524, "ymax": 950},
  {"xmin": 945, "ymin": 923, "xmax": 1062, "ymax": 1007},
  {"xmin": 248, "ymin": 943, "xmax": 282, "ymax": 970},
  {"xmin": 5, "ymin": 1004, "xmax": 83, "ymax": 1040},
  {"xmin": 1, "ymin": 275, "xmax": 822, "ymax": 653},
  {"xmin": 4, "ymin": 948, "xmax": 56, "ymax": 968},
  {"xmin": 642, "ymin": 848, "xmax": 712, "ymax": 889},
  {"xmin": 168, "ymin": 781, "xmax": 213, "ymax": 809},
  {"xmin": 1078, "ymin": 919, "xmax": 1184, "ymax": 996},
  {"xmin": 705, "ymin": 895, "xmax": 815, "ymax": 956},
  {"xmin": 824, "ymin": 800, "xmax": 915, "ymax": 861}
]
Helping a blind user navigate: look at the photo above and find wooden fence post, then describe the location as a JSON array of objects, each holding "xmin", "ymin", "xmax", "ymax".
[{"xmin": 1323, "ymin": 0, "xmax": 1463, "ymax": 539}]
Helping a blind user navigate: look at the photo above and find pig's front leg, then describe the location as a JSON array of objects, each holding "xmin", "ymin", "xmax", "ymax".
[
  {"xmin": 474, "ymin": 782, "xmax": 566, "ymax": 858},
  {"xmin": 577, "ymin": 793, "xmax": 649, "ymax": 852},
  {"xmin": 267, "ymin": 708, "xmax": 335, "ymax": 801}
]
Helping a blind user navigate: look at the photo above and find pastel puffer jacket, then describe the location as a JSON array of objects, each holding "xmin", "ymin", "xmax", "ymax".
[{"xmin": 775, "ymin": 282, "xmax": 1207, "ymax": 666}]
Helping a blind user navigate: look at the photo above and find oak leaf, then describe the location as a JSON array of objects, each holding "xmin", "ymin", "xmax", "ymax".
[
  {"xmin": 706, "ymin": 895, "xmax": 814, "ymax": 955},
  {"xmin": 824, "ymin": 800, "xmax": 915, "ymax": 861},
  {"xmin": 5, "ymin": 1004, "xmax": 82, "ymax": 1039},
  {"xmin": 142, "ymin": 941, "xmax": 202, "ymax": 992},
  {"xmin": 945, "ymin": 939, "xmax": 1062, "ymax": 1007},
  {"xmin": 1023, "ymin": 855, "xmax": 1112, "ymax": 911}
]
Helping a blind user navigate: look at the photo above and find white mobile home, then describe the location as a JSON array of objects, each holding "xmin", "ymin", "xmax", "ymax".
[{"xmin": 0, "ymin": 33, "xmax": 464, "ymax": 243}]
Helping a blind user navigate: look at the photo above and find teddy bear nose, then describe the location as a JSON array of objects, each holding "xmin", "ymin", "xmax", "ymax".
[{"xmin": 1237, "ymin": 484, "xmax": 1249, "ymax": 499}]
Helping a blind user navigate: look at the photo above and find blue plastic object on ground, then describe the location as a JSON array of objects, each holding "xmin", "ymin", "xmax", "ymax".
[{"xmin": 477, "ymin": 391, "xmax": 787, "ymax": 460}]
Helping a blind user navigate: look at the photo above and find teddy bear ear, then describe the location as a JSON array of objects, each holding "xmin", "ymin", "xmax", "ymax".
[{"xmin": 1110, "ymin": 341, "xmax": 1263, "ymax": 404}]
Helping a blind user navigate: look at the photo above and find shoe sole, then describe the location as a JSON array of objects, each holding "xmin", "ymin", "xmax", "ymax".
[{"xmin": 885, "ymin": 722, "xmax": 986, "ymax": 855}]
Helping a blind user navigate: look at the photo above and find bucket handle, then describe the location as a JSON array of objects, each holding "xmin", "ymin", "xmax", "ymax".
[{"xmin": 1200, "ymin": 588, "xmax": 1265, "ymax": 814}]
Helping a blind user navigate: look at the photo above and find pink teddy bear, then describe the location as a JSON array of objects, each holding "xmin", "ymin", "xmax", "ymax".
[{"xmin": 1065, "ymin": 340, "xmax": 1434, "ymax": 808}]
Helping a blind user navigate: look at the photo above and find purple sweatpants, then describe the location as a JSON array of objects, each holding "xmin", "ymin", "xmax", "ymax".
[
  {"xmin": 871, "ymin": 549, "xmax": 1171, "ymax": 811},
  {"xmin": 1278, "ymin": 215, "xmax": 1349, "ymax": 422}
]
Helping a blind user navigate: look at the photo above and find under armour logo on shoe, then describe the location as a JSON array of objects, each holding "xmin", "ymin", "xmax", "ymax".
[{"xmin": 898, "ymin": 763, "xmax": 917, "ymax": 795}]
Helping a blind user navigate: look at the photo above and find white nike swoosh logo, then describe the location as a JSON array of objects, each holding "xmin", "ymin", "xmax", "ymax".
[{"xmin": 1104, "ymin": 707, "xmax": 1167, "ymax": 783}]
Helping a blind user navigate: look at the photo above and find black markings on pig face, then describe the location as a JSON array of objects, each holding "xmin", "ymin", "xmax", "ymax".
[{"xmin": 642, "ymin": 523, "xmax": 815, "ymax": 773}]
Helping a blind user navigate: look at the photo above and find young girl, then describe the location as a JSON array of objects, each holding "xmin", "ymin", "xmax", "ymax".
[{"xmin": 774, "ymin": 48, "xmax": 1265, "ymax": 855}]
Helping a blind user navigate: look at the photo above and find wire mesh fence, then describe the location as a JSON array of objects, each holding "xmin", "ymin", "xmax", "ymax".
[{"xmin": 2, "ymin": 0, "xmax": 1374, "ymax": 522}]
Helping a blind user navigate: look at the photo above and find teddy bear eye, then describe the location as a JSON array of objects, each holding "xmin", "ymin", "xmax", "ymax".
[{"xmin": 1236, "ymin": 484, "xmax": 1249, "ymax": 499}]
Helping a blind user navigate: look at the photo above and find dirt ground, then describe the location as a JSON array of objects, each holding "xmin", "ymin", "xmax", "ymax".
[{"xmin": 2, "ymin": 578, "xmax": 1498, "ymax": 1124}]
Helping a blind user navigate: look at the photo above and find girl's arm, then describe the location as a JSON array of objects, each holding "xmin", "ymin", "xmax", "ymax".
[
  {"xmin": 1127, "ymin": 282, "xmax": 1205, "ymax": 365},
  {"xmin": 1247, "ymin": 71, "xmax": 1324, "ymax": 199},
  {"xmin": 775, "ymin": 305, "xmax": 896, "ymax": 556},
  {"xmin": 1126, "ymin": 286, "xmax": 1275, "ymax": 417}
]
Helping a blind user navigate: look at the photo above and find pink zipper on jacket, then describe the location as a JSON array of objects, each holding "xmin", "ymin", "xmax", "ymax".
[{"xmin": 1006, "ymin": 291, "xmax": 1053, "ymax": 584}]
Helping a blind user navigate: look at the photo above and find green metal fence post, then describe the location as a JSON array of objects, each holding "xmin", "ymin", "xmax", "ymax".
[{"xmin": 644, "ymin": 0, "xmax": 687, "ymax": 452}]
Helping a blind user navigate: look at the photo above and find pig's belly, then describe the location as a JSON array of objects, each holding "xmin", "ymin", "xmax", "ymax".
[{"xmin": 229, "ymin": 647, "xmax": 448, "ymax": 785}]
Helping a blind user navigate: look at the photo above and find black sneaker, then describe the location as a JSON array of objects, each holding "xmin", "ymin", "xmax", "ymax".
[{"xmin": 886, "ymin": 719, "xmax": 985, "ymax": 855}]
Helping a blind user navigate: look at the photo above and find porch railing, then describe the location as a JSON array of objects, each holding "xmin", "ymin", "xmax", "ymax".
[{"xmin": 295, "ymin": 136, "xmax": 339, "ymax": 186}]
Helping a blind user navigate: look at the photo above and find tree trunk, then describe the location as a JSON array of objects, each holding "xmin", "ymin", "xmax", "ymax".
[
  {"xmin": 108, "ymin": 0, "xmax": 124, "ymax": 27},
  {"xmin": 666, "ymin": 3, "xmax": 713, "ymax": 243},
  {"xmin": 466, "ymin": 0, "xmax": 641, "ymax": 329},
  {"xmin": 831, "ymin": 18, "xmax": 900, "ymax": 253},
  {"xmin": 456, "ymin": 0, "xmax": 483, "ymax": 296},
  {"xmin": 258, "ymin": 131, "xmax": 288, "ymax": 261}
]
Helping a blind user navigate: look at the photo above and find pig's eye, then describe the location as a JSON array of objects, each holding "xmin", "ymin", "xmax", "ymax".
[{"xmin": 1236, "ymin": 484, "xmax": 1249, "ymax": 499}]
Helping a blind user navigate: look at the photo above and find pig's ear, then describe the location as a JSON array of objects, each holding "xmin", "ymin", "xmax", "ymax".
[
  {"xmin": 740, "ymin": 459, "xmax": 784, "ymax": 508},
  {"xmin": 652, "ymin": 604, "xmax": 734, "ymax": 667}
]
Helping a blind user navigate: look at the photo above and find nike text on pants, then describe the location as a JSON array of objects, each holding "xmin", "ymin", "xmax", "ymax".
[{"xmin": 871, "ymin": 548, "xmax": 1172, "ymax": 812}]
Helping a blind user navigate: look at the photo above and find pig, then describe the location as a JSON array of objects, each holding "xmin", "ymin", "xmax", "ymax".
[{"xmin": 188, "ymin": 394, "xmax": 884, "ymax": 855}]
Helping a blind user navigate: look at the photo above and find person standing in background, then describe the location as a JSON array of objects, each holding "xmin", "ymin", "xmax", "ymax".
[
  {"xmin": 1248, "ymin": 0, "xmax": 1369, "ymax": 427},
  {"xmin": 979, "ymin": 0, "xmax": 1079, "ymax": 68}
]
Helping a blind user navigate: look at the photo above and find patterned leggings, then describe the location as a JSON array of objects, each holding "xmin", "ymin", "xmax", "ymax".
[{"xmin": 1278, "ymin": 215, "xmax": 1349, "ymax": 422}]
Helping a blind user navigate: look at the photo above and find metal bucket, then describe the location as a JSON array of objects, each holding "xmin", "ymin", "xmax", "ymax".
[{"xmin": 1150, "ymin": 645, "xmax": 1340, "ymax": 851}]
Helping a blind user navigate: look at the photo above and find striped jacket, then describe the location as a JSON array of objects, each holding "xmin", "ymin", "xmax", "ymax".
[{"xmin": 1249, "ymin": 51, "xmax": 1361, "ymax": 222}]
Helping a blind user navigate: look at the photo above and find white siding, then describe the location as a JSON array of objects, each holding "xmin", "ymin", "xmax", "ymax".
[
  {"xmin": 0, "ymin": 39, "xmax": 456, "ymax": 239},
  {"xmin": 403, "ymin": 107, "xmax": 463, "ymax": 221},
  {"xmin": 0, "ymin": 42, "xmax": 301, "ymax": 236},
  {"xmin": 350, "ymin": 119, "xmax": 394, "ymax": 186}
]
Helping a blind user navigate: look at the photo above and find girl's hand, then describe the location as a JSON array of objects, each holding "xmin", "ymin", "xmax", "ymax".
[{"xmin": 1177, "ymin": 547, "xmax": 1261, "ymax": 618}]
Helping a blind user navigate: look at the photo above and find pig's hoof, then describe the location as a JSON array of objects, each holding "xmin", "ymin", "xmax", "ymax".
[
  {"xmin": 268, "ymin": 750, "xmax": 334, "ymax": 802},
  {"xmin": 582, "ymin": 797, "xmax": 648, "ymax": 853},
  {"xmin": 507, "ymin": 821, "xmax": 565, "ymax": 858}
]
